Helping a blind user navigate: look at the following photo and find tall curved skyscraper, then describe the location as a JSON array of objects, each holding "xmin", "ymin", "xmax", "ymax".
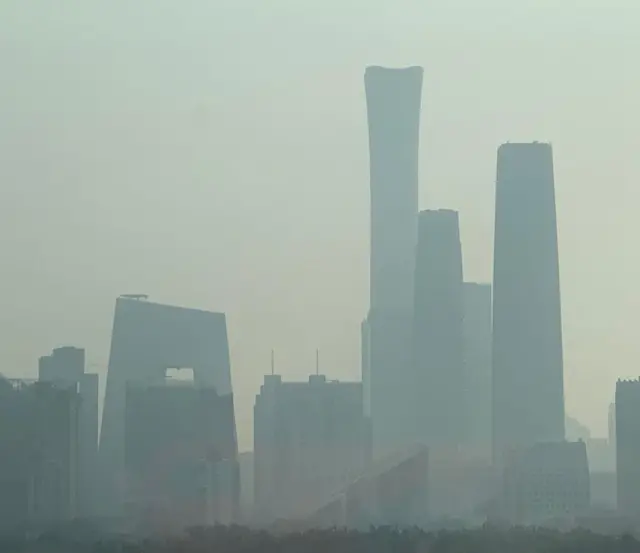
[
  {"xmin": 492, "ymin": 142, "xmax": 565, "ymax": 463},
  {"xmin": 364, "ymin": 66, "xmax": 423, "ymax": 458}
]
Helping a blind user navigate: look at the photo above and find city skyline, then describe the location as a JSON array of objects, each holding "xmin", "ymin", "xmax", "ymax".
[{"xmin": 3, "ymin": 2, "xmax": 640, "ymax": 452}]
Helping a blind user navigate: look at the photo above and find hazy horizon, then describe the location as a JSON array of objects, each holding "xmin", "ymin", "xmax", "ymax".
[{"xmin": 2, "ymin": 0, "xmax": 639, "ymax": 449}]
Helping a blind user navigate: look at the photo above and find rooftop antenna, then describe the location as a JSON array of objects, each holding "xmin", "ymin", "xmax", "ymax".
[
  {"xmin": 270, "ymin": 349, "xmax": 275, "ymax": 376},
  {"xmin": 315, "ymin": 348, "xmax": 319, "ymax": 376}
]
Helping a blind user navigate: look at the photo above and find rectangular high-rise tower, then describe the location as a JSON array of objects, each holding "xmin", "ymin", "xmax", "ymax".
[
  {"xmin": 615, "ymin": 379, "xmax": 640, "ymax": 517},
  {"xmin": 253, "ymin": 375, "xmax": 369, "ymax": 523},
  {"xmin": 412, "ymin": 209, "xmax": 465, "ymax": 446},
  {"xmin": 364, "ymin": 65, "xmax": 423, "ymax": 458},
  {"xmin": 492, "ymin": 142, "xmax": 565, "ymax": 463}
]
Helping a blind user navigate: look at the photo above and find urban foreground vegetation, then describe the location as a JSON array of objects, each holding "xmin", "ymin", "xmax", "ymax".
[{"xmin": 2, "ymin": 525, "xmax": 640, "ymax": 553}]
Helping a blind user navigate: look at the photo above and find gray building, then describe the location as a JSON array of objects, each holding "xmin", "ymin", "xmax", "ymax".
[
  {"xmin": 39, "ymin": 346, "xmax": 99, "ymax": 516},
  {"xmin": 124, "ymin": 379, "xmax": 239, "ymax": 530},
  {"xmin": 492, "ymin": 142, "xmax": 565, "ymax": 464},
  {"xmin": 412, "ymin": 209, "xmax": 465, "ymax": 446},
  {"xmin": 99, "ymin": 295, "xmax": 237, "ymax": 516},
  {"xmin": 365, "ymin": 65, "xmax": 423, "ymax": 459},
  {"xmin": 463, "ymin": 283, "xmax": 492, "ymax": 455},
  {"xmin": 500, "ymin": 441, "xmax": 590, "ymax": 525},
  {"xmin": 615, "ymin": 379, "xmax": 640, "ymax": 517},
  {"xmin": 0, "ymin": 378, "xmax": 80, "ymax": 530},
  {"xmin": 253, "ymin": 374, "xmax": 370, "ymax": 523}
]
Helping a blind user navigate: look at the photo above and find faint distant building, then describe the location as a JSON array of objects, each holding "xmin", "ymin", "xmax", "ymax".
[
  {"xmin": 412, "ymin": 209, "xmax": 465, "ymax": 446},
  {"xmin": 565, "ymin": 415, "xmax": 591, "ymax": 442},
  {"xmin": 99, "ymin": 295, "xmax": 237, "ymax": 517},
  {"xmin": 124, "ymin": 378, "xmax": 238, "ymax": 530},
  {"xmin": 305, "ymin": 445, "xmax": 429, "ymax": 529},
  {"xmin": 463, "ymin": 283, "xmax": 492, "ymax": 455},
  {"xmin": 492, "ymin": 142, "xmax": 565, "ymax": 464},
  {"xmin": 39, "ymin": 346, "xmax": 99, "ymax": 516},
  {"xmin": 365, "ymin": 65, "xmax": 423, "ymax": 458},
  {"xmin": 500, "ymin": 441, "xmax": 590, "ymax": 525},
  {"xmin": 253, "ymin": 374, "xmax": 370, "ymax": 523},
  {"xmin": 238, "ymin": 452, "xmax": 254, "ymax": 522},
  {"xmin": 0, "ymin": 378, "xmax": 80, "ymax": 530},
  {"xmin": 615, "ymin": 379, "xmax": 640, "ymax": 517}
]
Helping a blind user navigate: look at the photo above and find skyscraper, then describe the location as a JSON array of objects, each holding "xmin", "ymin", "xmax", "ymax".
[
  {"xmin": 99, "ymin": 295, "xmax": 238, "ymax": 516},
  {"xmin": 463, "ymin": 283, "xmax": 492, "ymax": 455},
  {"xmin": 39, "ymin": 347, "xmax": 99, "ymax": 516},
  {"xmin": 615, "ymin": 379, "xmax": 640, "ymax": 517},
  {"xmin": 364, "ymin": 65, "xmax": 423, "ymax": 458},
  {"xmin": 492, "ymin": 142, "xmax": 565, "ymax": 463},
  {"xmin": 412, "ymin": 209, "xmax": 465, "ymax": 446}
]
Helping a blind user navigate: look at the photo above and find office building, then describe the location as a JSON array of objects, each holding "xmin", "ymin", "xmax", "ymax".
[
  {"xmin": 253, "ymin": 374, "xmax": 370, "ymax": 523},
  {"xmin": 492, "ymin": 142, "xmax": 565, "ymax": 463},
  {"xmin": 463, "ymin": 282, "xmax": 492, "ymax": 455},
  {"xmin": 365, "ymin": 65, "xmax": 423, "ymax": 458},
  {"xmin": 124, "ymin": 379, "xmax": 238, "ymax": 530},
  {"xmin": 501, "ymin": 441, "xmax": 590, "ymax": 525},
  {"xmin": 0, "ymin": 378, "xmax": 80, "ymax": 530},
  {"xmin": 99, "ymin": 295, "xmax": 237, "ymax": 516},
  {"xmin": 615, "ymin": 379, "xmax": 640, "ymax": 517},
  {"xmin": 39, "ymin": 346, "xmax": 99, "ymax": 516},
  {"xmin": 412, "ymin": 209, "xmax": 465, "ymax": 446}
]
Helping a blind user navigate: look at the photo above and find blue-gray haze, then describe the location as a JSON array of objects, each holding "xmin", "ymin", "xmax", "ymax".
[{"xmin": 1, "ymin": 0, "xmax": 639, "ymax": 449}]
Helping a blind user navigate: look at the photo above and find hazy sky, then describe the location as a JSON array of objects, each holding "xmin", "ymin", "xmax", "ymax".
[{"xmin": 1, "ymin": 1, "xmax": 639, "ymax": 449}]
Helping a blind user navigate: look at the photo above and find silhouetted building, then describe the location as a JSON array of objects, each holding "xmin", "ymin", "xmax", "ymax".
[
  {"xmin": 365, "ymin": 65, "xmax": 423, "ymax": 459},
  {"xmin": 124, "ymin": 379, "xmax": 238, "ymax": 531},
  {"xmin": 463, "ymin": 283, "xmax": 492, "ymax": 455},
  {"xmin": 0, "ymin": 378, "xmax": 80, "ymax": 530},
  {"xmin": 253, "ymin": 374, "xmax": 370, "ymax": 523},
  {"xmin": 412, "ymin": 209, "xmax": 465, "ymax": 446},
  {"xmin": 492, "ymin": 142, "xmax": 565, "ymax": 464},
  {"xmin": 615, "ymin": 379, "xmax": 640, "ymax": 517},
  {"xmin": 99, "ymin": 295, "xmax": 237, "ymax": 517},
  {"xmin": 38, "ymin": 347, "xmax": 99, "ymax": 516},
  {"xmin": 501, "ymin": 441, "xmax": 590, "ymax": 525}
]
